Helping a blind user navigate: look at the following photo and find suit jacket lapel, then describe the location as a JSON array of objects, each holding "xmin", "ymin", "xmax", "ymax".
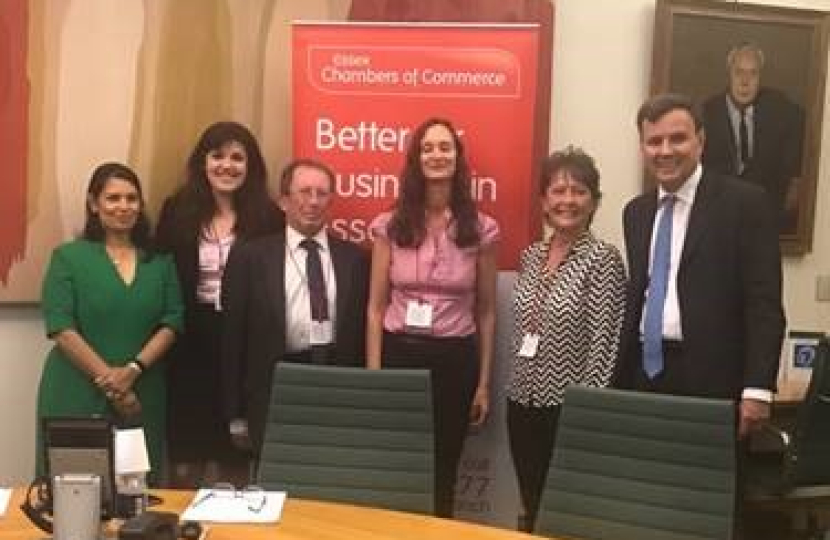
[
  {"xmin": 720, "ymin": 97, "xmax": 739, "ymax": 171},
  {"xmin": 636, "ymin": 191, "xmax": 659, "ymax": 282},
  {"xmin": 681, "ymin": 171, "xmax": 717, "ymax": 265},
  {"xmin": 327, "ymin": 235, "xmax": 348, "ymax": 327}
]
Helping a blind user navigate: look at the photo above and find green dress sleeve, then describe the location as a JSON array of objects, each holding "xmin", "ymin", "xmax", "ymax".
[
  {"xmin": 41, "ymin": 246, "xmax": 77, "ymax": 336},
  {"xmin": 158, "ymin": 253, "xmax": 185, "ymax": 333}
]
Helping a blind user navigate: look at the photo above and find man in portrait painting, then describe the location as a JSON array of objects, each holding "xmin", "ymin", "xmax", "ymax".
[{"xmin": 701, "ymin": 42, "xmax": 805, "ymax": 233}]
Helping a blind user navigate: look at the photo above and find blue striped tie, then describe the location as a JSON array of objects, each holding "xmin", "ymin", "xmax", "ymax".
[{"xmin": 643, "ymin": 195, "xmax": 675, "ymax": 379}]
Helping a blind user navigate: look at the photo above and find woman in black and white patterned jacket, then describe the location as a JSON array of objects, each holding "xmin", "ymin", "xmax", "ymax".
[{"xmin": 506, "ymin": 147, "xmax": 627, "ymax": 532}]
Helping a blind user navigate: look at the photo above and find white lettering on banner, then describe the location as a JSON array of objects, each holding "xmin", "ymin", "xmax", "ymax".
[
  {"xmin": 331, "ymin": 53, "xmax": 370, "ymax": 67},
  {"xmin": 320, "ymin": 66, "xmax": 400, "ymax": 85},
  {"xmin": 421, "ymin": 69, "xmax": 507, "ymax": 87},
  {"xmin": 333, "ymin": 171, "xmax": 496, "ymax": 203},
  {"xmin": 335, "ymin": 171, "xmax": 399, "ymax": 199},
  {"xmin": 472, "ymin": 173, "xmax": 497, "ymax": 202},
  {"xmin": 316, "ymin": 118, "xmax": 410, "ymax": 153},
  {"xmin": 330, "ymin": 218, "xmax": 371, "ymax": 243}
]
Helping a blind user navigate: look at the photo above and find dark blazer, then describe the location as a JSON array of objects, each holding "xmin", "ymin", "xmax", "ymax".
[
  {"xmin": 702, "ymin": 88, "xmax": 804, "ymax": 222},
  {"xmin": 616, "ymin": 170, "xmax": 785, "ymax": 399},
  {"xmin": 155, "ymin": 196, "xmax": 284, "ymax": 313},
  {"xmin": 221, "ymin": 230, "xmax": 370, "ymax": 451}
]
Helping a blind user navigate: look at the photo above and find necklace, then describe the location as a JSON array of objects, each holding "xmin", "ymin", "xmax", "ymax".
[{"xmin": 106, "ymin": 245, "xmax": 134, "ymax": 267}]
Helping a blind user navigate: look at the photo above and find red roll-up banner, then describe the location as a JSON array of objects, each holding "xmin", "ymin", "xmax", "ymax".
[
  {"xmin": 0, "ymin": 0, "xmax": 29, "ymax": 285},
  {"xmin": 292, "ymin": 22, "xmax": 540, "ymax": 270}
]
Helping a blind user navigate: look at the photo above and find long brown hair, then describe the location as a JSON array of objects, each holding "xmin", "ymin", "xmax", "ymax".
[{"xmin": 387, "ymin": 117, "xmax": 480, "ymax": 248}]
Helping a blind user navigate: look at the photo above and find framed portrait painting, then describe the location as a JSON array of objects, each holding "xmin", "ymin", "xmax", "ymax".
[{"xmin": 651, "ymin": 0, "xmax": 830, "ymax": 255}]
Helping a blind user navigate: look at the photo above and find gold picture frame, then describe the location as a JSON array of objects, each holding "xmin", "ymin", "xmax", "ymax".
[{"xmin": 651, "ymin": 0, "xmax": 830, "ymax": 255}]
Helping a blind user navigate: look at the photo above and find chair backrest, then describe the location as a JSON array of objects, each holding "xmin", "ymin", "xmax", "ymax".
[
  {"xmin": 787, "ymin": 337, "xmax": 830, "ymax": 487},
  {"xmin": 535, "ymin": 386, "xmax": 736, "ymax": 540},
  {"xmin": 256, "ymin": 363, "xmax": 434, "ymax": 514}
]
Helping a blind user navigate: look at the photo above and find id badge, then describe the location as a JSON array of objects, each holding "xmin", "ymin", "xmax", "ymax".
[
  {"xmin": 310, "ymin": 320, "xmax": 333, "ymax": 345},
  {"xmin": 518, "ymin": 333, "xmax": 540, "ymax": 358},
  {"xmin": 405, "ymin": 301, "xmax": 433, "ymax": 331}
]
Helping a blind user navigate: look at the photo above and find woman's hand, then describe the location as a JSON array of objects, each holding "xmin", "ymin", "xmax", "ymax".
[
  {"xmin": 110, "ymin": 390, "xmax": 142, "ymax": 418},
  {"xmin": 469, "ymin": 386, "xmax": 489, "ymax": 426},
  {"xmin": 95, "ymin": 365, "xmax": 139, "ymax": 397}
]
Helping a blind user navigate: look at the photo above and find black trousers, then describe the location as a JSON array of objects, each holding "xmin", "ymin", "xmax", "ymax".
[
  {"xmin": 381, "ymin": 331, "xmax": 479, "ymax": 518},
  {"xmin": 506, "ymin": 400, "xmax": 561, "ymax": 529}
]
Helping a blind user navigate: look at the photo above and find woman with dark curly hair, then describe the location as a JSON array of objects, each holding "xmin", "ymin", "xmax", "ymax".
[
  {"xmin": 156, "ymin": 121, "xmax": 283, "ymax": 486},
  {"xmin": 37, "ymin": 162, "xmax": 183, "ymax": 481},
  {"xmin": 366, "ymin": 117, "xmax": 499, "ymax": 517}
]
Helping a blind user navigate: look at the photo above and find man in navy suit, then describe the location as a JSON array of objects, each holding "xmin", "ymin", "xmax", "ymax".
[
  {"xmin": 617, "ymin": 93, "xmax": 785, "ymax": 439},
  {"xmin": 221, "ymin": 158, "xmax": 369, "ymax": 455},
  {"xmin": 702, "ymin": 42, "xmax": 804, "ymax": 233}
]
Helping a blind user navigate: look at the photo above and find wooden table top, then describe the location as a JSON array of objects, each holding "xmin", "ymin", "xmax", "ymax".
[{"xmin": 0, "ymin": 489, "xmax": 547, "ymax": 540}]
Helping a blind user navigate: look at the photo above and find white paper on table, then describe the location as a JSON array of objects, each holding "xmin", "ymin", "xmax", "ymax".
[
  {"xmin": 180, "ymin": 489, "xmax": 286, "ymax": 523},
  {"xmin": 0, "ymin": 487, "xmax": 11, "ymax": 516}
]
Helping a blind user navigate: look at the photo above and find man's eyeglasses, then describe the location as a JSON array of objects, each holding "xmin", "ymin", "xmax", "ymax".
[
  {"xmin": 290, "ymin": 187, "xmax": 331, "ymax": 201},
  {"xmin": 190, "ymin": 482, "xmax": 267, "ymax": 513}
]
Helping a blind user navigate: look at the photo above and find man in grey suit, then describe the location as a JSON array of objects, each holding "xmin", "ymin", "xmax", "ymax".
[
  {"xmin": 221, "ymin": 158, "xmax": 369, "ymax": 455},
  {"xmin": 616, "ymin": 93, "xmax": 785, "ymax": 439}
]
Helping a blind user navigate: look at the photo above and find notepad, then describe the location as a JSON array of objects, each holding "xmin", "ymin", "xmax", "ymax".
[
  {"xmin": 180, "ymin": 489, "xmax": 286, "ymax": 523},
  {"xmin": 0, "ymin": 487, "xmax": 11, "ymax": 517}
]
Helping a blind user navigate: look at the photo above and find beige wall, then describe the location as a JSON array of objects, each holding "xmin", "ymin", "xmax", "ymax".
[{"xmin": 2, "ymin": 0, "xmax": 829, "ymax": 485}]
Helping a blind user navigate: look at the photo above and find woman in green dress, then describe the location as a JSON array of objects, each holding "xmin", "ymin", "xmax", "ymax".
[{"xmin": 36, "ymin": 162, "xmax": 183, "ymax": 482}]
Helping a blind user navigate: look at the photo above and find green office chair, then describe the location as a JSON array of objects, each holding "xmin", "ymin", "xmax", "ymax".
[
  {"xmin": 256, "ymin": 363, "xmax": 434, "ymax": 514},
  {"xmin": 744, "ymin": 337, "xmax": 830, "ymax": 539},
  {"xmin": 535, "ymin": 386, "xmax": 737, "ymax": 540}
]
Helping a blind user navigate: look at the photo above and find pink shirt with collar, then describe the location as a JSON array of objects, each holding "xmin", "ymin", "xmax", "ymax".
[{"xmin": 370, "ymin": 210, "xmax": 500, "ymax": 337}]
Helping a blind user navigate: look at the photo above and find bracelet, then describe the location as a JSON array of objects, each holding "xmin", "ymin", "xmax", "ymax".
[{"xmin": 129, "ymin": 358, "xmax": 147, "ymax": 374}]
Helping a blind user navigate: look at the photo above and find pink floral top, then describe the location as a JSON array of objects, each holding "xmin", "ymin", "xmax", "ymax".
[{"xmin": 370, "ymin": 210, "xmax": 500, "ymax": 337}]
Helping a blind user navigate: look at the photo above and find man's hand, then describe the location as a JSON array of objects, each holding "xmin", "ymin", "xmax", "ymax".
[
  {"xmin": 738, "ymin": 398, "xmax": 771, "ymax": 439},
  {"xmin": 229, "ymin": 419, "xmax": 252, "ymax": 451}
]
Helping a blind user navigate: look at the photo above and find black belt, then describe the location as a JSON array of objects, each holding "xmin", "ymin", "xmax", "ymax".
[
  {"xmin": 283, "ymin": 345, "xmax": 332, "ymax": 365},
  {"xmin": 662, "ymin": 340, "xmax": 684, "ymax": 351}
]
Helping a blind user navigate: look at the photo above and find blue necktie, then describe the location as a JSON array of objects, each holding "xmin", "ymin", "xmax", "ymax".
[{"xmin": 643, "ymin": 195, "xmax": 675, "ymax": 379}]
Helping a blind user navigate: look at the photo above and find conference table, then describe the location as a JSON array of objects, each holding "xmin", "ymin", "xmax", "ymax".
[{"xmin": 0, "ymin": 489, "xmax": 549, "ymax": 539}]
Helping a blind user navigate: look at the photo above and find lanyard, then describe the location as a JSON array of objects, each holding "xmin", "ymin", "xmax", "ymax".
[
  {"xmin": 524, "ymin": 238, "xmax": 575, "ymax": 336},
  {"xmin": 287, "ymin": 239, "xmax": 332, "ymax": 301}
]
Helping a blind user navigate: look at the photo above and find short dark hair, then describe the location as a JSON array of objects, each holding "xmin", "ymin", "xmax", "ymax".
[
  {"xmin": 278, "ymin": 158, "xmax": 336, "ymax": 195},
  {"xmin": 82, "ymin": 162, "xmax": 153, "ymax": 252},
  {"xmin": 636, "ymin": 93, "xmax": 703, "ymax": 134},
  {"xmin": 539, "ymin": 146, "xmax": 601, "ymax": 201}
]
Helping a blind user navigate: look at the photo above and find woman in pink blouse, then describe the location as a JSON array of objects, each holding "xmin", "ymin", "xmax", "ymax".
[{"xmin": 366, "ymin": 117, "xmax": 499, "ymax": 518}]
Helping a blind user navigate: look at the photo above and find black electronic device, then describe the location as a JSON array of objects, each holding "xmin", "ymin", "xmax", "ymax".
[
  {"xmin": 118, "ymin": 511, "xmax": 179, "ymax": 540},
  {"xmin": 43, "ymin": 416, "xmax": 117, "ymax": 518}
]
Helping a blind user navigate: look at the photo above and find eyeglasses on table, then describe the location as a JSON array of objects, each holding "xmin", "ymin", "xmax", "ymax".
[{"xmin": 190, "ymin": 482, "xmax": 267, "ymax": 513}]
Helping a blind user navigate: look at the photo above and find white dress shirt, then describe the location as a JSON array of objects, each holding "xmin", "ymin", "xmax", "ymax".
[
  {"xmin": 284, "ymin": 225, "xmax": 337, "ymax": 352},
  {"xmin": 644, "ymin": 164, "xmax": 701, "ymax": 341}
]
